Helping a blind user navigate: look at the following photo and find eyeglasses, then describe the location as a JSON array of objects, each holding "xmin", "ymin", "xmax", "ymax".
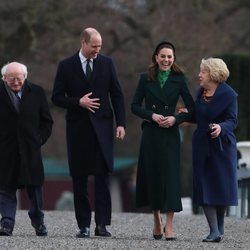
[{"xmin": 5, "ymin": 76, "xmax": 25, "ymax": 83}]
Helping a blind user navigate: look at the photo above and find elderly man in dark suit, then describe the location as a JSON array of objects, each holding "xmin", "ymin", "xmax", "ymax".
[
  {"xmin": 0, "ymin": 62, "xmax": 53, "ymax": 236},
  {"xmin": 52, "ymin": 27, "xmax": 126, "ymax": 238}
]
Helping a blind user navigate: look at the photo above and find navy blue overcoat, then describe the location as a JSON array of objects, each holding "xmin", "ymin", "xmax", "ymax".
[
  {"xmin": 192, "ymin": 83, "xmax": 238, "ymax": 206},
  {"xmin": 0, "ymin": 80, "xmax": 53, "ymax": 189},
  {"xmin": 52, "ymin": 52, "xmax": 126, "ymax": 176}
]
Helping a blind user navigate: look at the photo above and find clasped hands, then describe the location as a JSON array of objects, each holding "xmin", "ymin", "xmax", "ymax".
[
  {"xmin": 79, "ymin": 92, "xmax": 125, "ymax": 140},
  {"xmin": 152, "ymin": 113, "xmax": 176, "ymax": 128}
]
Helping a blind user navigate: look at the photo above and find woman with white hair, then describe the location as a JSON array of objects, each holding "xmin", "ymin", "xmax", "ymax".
[{"xmin": 190, "ymin": 58, "xmax": 238, "ymax": 243}]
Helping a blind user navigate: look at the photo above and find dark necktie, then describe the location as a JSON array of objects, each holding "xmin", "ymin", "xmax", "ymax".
[
  {"xmin": 15, "ymin": 92, "xmax": 21, "ymax": 101},
  {"xmin": 86, "ymin": 59, "xmax": 92, "ymax": 81},
  {"xmin": 12, "ymin": 91, "xmax": 21, "ymax": 111}
]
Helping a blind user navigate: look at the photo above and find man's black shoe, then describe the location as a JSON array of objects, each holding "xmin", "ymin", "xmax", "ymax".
[
  {"xmin": 0, "ymin": 222, "xmax": 13, "ymax": 236},
  {"xmin": 31, "ymin": 222, "xmax": 48, "ymax": 236},
  {"xmin": 95, "ymin": 224, "xmax": 111, "ymax": 237},
  {"xmin": 76, "ymin": 227, "xmax": 90, "ymax": 238}
]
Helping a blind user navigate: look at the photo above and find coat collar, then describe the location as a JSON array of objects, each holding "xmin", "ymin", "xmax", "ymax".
[
  {"xmin": 196, "ymin": 82, "xmax": 237, "ymax": 120},
  {"xmin": 197, "ymin": 82, "xmax": 237, "ymax": 104},
  {"xmin": 146, "ymin": 71, "xmax": 180, "ymax": 104},
  {"xmin": 73, "ymin": 51, "xmax": 102, "ymax": 84},
  {"xmin": 0, "ymin": 80, "xmax": 32, "ymax": 113}
]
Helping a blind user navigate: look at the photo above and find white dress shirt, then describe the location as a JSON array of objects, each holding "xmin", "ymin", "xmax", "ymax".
[{"xmin": 79, "ymin": 51, "xmax": 93, "ymax": 74}]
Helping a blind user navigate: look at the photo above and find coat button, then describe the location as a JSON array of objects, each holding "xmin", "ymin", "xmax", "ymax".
[{"xmin": 164, "ymin": 105, "xmax": 168, "ymax": 109}]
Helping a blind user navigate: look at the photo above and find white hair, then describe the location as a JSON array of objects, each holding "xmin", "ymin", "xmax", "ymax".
[{"xmin": 1, "ymin": 62, "xmax": 28, "ymax": 80}]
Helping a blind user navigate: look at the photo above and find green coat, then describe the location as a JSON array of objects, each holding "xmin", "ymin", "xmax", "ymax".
[{"xmin": 131, "ymin": 71, "xmax": 194, "ymax": 212}]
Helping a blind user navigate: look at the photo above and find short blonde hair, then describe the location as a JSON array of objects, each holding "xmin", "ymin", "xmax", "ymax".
[{"xmin": 200, "ymin": 57, "xmax": 229, "ymax": 83}]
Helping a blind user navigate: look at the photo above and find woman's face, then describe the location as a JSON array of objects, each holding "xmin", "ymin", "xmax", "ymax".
[
  {"xmin": 155, "ymin": 48, "xmax": 174, "ymax": 71},
  {"xmin": 198, "ymin": 67, "xmax": 211, "ymax": 88}
]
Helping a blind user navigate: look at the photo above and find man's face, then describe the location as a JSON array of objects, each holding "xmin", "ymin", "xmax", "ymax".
[
  {"xmin": 81, "ymin": 33, "xmax": 102, "ymax": 59},
  {"xmin": 4, "ymin": 64, "xmax": 26, "ymax": 92}
]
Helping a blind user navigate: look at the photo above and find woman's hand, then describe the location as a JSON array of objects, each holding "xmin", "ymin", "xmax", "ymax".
[
  {"xmin": 152, "ymin": 113, "xmax": 165, "ymax": 125},
  {"xmin": 159, "ymin": 116, "xmax": 176, "ymax": 128},
  {"xmin": 152, "ymin": 114, "xmax": 176, "ymax": 128},
  {"xmin": 210, "ymin": 123, "xmax": 221, "ymax": 138},
  {"xmin": 178, "ymin": 107, "xmax": 188, "ymax": 114}
]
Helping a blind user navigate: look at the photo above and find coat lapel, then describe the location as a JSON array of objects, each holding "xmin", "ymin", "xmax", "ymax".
[
  {"xmin": 0, "ymin": 82, "xmax": 18, "ymax": 113},
  {"xmin": 147, "ymin": 81, "xmax": 168, "ymax": 104},
  {"xmin": 199, "ymin": 83, "xmax": 235, "ymax": 121},
  {"xmin": 92, "ymin": 55, "xmax": 101, "ymax": 83},
  {"xmin": 20, "ymin": 81, "xmax": 31, "ymax": 100},
  {"xmin": 146, "ymin": 71, "xmax": 178, "ymax": 105},
  {"xmin": 72, "ymin": 52, "xmax": 92, "ymax": 90},
  {"xmin": 73, "ymin": 52, "xmax": 87, "ymax": 79}
]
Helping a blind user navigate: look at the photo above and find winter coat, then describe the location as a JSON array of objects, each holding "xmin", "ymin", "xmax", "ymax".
[
  {"xmin": 192, "ymin": 83, "xmax": 238, "ymax": 206},
  {"xmin": 0, "ymin": 80, "xmax": 53, "ymax": 189},
  {"xmin": 131, "ymin": 71, "xmax": 194, "ymax": 212}
]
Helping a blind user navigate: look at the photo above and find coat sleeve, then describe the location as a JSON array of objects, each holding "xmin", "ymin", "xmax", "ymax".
[
  {"xmin": 131, "ymin": 74, "xmax": 154, "ymax": 121},
  {"xmin": 174, "ymin": 76, "xmax": 195, "ymax": 124},
  {"xmin": 39, "ymin": 88, "xmax": 53, "ymax": 145},
  {"xmin": 51, "ymin": 61, "xmax": 80, "ymax": 109},
  {"xmin": 219, "ymin": 92, "xmax": 238, "ymax": 136},
  {"xmin": 109, "ymin": 59, "xmax": 126, "ymax": 127}
]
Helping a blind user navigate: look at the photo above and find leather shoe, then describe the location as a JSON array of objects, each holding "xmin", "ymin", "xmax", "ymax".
[
  {"xmin": 202, "ymin": 236, "xmax": 221, "ymax": 243},
  {"xmin": 76, "ymin": 227, "xmax": 90, "ymax": 238},
  {"xmin": 95, "ymin": 224, "xmax": 111, "ymax": 237},
  {"xmin": 31, "ymin": 222, "xmax": 48, "ymax": 236},
  {"xmin": 0, "ymin": 222, "xmax": 12, "ymax": 236}
]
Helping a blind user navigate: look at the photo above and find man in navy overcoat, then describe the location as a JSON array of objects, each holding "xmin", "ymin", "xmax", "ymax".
[{"xmin": 52, "ymin": 27, "xmax": 126, "ymax": 238}]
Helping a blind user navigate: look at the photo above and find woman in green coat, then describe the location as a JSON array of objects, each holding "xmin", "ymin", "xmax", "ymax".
[{"xmin": 131, "ymin": 42, "xmax": 194, "ymax": 240}]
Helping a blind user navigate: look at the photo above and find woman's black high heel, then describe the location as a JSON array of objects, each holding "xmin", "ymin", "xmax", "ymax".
[
  {"xmin": 163, "ymin": 226, "xmax": 176, "ymax": 241},
  {"xmin": 153, "ymin": 217, "xmax": 163, "ymax": 240},
  {"xmin": 153, "ymin": 233, "xmax": 163, "ymax": 240}
]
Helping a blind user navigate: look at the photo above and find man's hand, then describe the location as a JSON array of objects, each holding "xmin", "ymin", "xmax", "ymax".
[
  {"xmin": 116, "ymin": 126, "xmax": 125, "ymax": 140},
  {"xmin": 79, "ymin": 92, "xmax": 100, "ymax": 113}
]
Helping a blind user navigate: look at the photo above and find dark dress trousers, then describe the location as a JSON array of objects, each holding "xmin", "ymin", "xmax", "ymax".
[{"xmin": 51, "ymin": 52, "xmax": 126, "ymax": 228}]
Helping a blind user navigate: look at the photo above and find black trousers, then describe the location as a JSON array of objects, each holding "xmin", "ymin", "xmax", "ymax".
[{"xmin": 72, "ymin": 174, "xmax": 111, "ymax": 229}]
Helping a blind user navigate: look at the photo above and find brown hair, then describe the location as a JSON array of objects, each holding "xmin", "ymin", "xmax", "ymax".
[{"xmin": 148, "ymin": 41, "xmax": 183, "ymax": 81}]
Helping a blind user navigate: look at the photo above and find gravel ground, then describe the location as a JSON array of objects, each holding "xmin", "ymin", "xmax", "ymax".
[{"xmin": 0, "ymin": 210, "xmax": 249, "ymax": 249}]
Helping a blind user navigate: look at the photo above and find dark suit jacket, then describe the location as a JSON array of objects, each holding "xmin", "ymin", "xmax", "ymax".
[
  {"xmin": 51, "ymin": 52, "xmax": 126, "ymax": 176},
  {"xmin": 0, "ymin": 80, "xmax": 53, "ymax": 189}
]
